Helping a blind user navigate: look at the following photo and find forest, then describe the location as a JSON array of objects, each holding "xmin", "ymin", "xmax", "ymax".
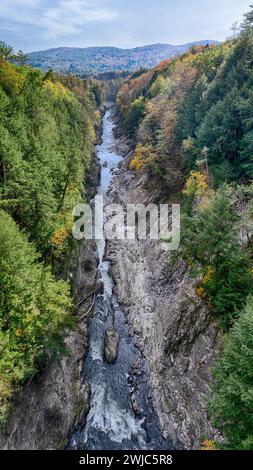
[
  {"xmin": 26, "ymin": 42, "xmax": 217, "ymax": 75},
  {"xmin": 0, "ymin": 4, "xmax": 253, "ymax": 454},
  {"xmin": 117, "ymin": 13, "xmax": 253, "ymax": 449},
  {"xmin": 0, "ymin": 48, "xmax": 102, "ymax": 421}
]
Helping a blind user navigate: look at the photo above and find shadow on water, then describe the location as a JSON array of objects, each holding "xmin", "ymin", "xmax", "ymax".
[{"xmin": 68, "ymin": 106, "xmax": 174, "ymax": 451}]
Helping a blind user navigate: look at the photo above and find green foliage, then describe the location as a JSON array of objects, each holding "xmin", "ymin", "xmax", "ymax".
[
  {"xmin": 241, "ymin": 4, "xmax": 253, "ymax": 32},
  {"xmin": 119, "ymin": 30, "xmax": 253, "ymax": 186},
  {"xmin": 14, "ymin": 50, "xmax": 27, "ymax": 66},
  {"xmin": 26, "ymin": 43, "xmax": 217, "ymax": 75},
  {"xmin": 181, "ymin": 186, "xmax": 253, "ymax": 329},
  {"xmin": 124, "ymin": 96, "xmax": 146, "ymax": 137},
  {"xmin": 0, "ymin": 42, "xmax": 27, "ymax": 66},
  {"xmin": 116, "ymin": 12, "xmax": 253, "ymax": 450},
  {"xmin": 208, "ymin": 296, "xmax": 253, "ymax": 449},
  {"xmin": 0, "ymin": 54, "xmax": 99, "ymax": 421},
  {"xmin": 0, "ymin": 58, "xmax": 97, "ymax": 263},
  {"xmin": 149, "ymin": 76, "xmax": 172, "ymax": 98},
  {"xmin": 0, "ymin": 42, "xmax": 14, "ymax": 61},
  {"xmin": 0, "ymin": 210, "xmax": 73, "ymax": 421}
]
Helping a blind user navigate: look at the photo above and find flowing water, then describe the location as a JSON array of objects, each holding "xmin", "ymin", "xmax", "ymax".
[{"xmin": 68, "ymin": 107, "xmax": 173, "ymax": 451}]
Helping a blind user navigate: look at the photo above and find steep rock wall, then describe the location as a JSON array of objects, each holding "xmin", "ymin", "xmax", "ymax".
[
  {"xmin": 106, "ymin": 137, "xmax": 221, "ymax": 449},
  {"xmin": 0, "ymin": 240, "xmax": 98, "ymax": 450}
]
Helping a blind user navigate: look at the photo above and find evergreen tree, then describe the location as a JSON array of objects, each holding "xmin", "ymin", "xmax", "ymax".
[
  {"xmin": 124, "ymin": 96, "xmax": 146, "ymax": 136},
  {"xmin": 0, "ymin": 49, "xmax": 99, "ymax": 420},
  {"xmin": 208, "ymin": 296, "xmax": 253, "ymax": 449},
  {"xmin": 0, "ymin": 210, "xmax": 73, "ymax": 420},
  {"xmin": 241, "ymin": 5, "xmax": 253, "ymax": 31},
  {"xmin": 0, "ymin": 41, "xmax": 13, "ymax": 61},
  {"xmin": 182, "ymin": 186, "xmax": 252, "ymax": 328},
  {"xmin": 14, "ymin": 50, "xmax": 27, "ymax": 66}
]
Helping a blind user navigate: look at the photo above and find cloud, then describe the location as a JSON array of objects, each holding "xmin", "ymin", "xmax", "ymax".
[
  {"xmin": 1, "ymin": 0, "xmax": 251, "ymax": 51},
  {"xmin": 0, "ymin": 0, "xmax": 118, "ymax": 39},
  {"xmin": 42, "ymin": 1, "xmax": 118, "ymax": 38}
]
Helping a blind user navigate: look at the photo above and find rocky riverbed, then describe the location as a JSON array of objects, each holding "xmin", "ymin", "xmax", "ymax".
[
  {"xmin": 105, "ymin": 126, "xmax": 222, "ymax": 449},
  {"xmin": 0, "ymin": 105, "xmax": 221, "ymax": 450}
]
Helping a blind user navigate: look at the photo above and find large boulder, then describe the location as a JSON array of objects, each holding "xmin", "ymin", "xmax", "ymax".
[{"xmin": 104, "ymin": 328, "xmax": 119, "ymax": 364}]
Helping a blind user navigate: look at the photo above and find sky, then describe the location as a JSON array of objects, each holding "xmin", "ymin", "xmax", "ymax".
[{"xmin": 0, "ymin": 0, "xmax": 251, "ymax": 52}]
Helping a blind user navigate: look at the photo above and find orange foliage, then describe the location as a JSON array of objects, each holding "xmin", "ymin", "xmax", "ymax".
[
  {"xmin": 195, "ymin": 286, "xmax": 206, "ymax": 299},
  {"xmin": 156, "ymin": 58, "xmax": 173, "ymax": 71},
  {"xmin": 201, "ymin": 439, "xmax": 217, "ymax": 451},
  {"xmin": 118, "ymin": 70, "xmax": 154, "ymax": 109}
]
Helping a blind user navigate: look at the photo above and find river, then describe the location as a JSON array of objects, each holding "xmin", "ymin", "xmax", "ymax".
[{"xmin": 68, "ymin": 106, "xmax": 173, "ymax": 451}]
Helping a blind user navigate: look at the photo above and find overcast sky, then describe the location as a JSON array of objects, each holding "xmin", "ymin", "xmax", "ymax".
[{"xmin": 0, "ymin": 0, "xmax": 251, "ymax": 52}]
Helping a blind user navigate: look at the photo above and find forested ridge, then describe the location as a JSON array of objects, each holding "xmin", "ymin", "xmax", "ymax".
[
  {"xmin": 0, "ymin": 51, "xmax": 101, "ymax": 420},
  {"xmin": 26, "ymin": 41, "xmax": 217, "ymax": 75},
  {"xmin": 117, "ymin": 11, "xmax": 253, "ymax": 449}
]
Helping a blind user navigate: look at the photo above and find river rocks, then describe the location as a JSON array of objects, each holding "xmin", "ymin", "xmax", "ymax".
[
  {"xmin": 75, "ymin": 383, "xmax": 91, "ymax": 427},
  {"xmin": 131, "ymin": 359, "xmax": 143, "ymax": 377},
  {"xmin": 107, "ymin": 137, "xmax": 222, "ymax": 449},
  {"xmin": 104, "ymin": 328, "xmax": 119, "ymax": 364},
  {"xmin": 130, "ymin": 393, "xmax": 139, "ymax": 415}
]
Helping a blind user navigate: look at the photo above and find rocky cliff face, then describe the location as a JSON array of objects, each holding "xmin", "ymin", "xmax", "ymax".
[
  {"xmin": 106, "ymin": 136, "xmax": 221, "ymax": 449},
  {"xmin": 0, "ymin": 112, "xmax": 221, "ymax": 450},
  {"xmin": 0, "ymin": 110, "xmax": 103, "ymax": 451},
  {"xmin": 0, "ymin": 240, "xmax": 98, "ymax": 450}
]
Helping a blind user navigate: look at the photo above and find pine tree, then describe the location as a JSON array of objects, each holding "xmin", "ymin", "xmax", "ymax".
[
  {"xmin": 14, "ymin": 50, "xmax": 27, "ymax": 66},
  {"xmin": 208, "ymin": 296, "xmax": 253, "ymax": 449},
  {"xmin": 0, "ymin": 41, "xmax": 13, "ymax": 61},
  {"xmin": 241, "ymin": 5, "xmax": 253, "ymax": 32},
  {"xmin": 0, "ymin": 210, "xmax": 73, "ymax": 421},
  {"xmin": 182, "ymin": 186, "xmax": 252, "ymax": 328}
]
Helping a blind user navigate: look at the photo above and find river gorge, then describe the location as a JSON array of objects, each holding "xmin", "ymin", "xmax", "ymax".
[
  {"xmin": 0, "ymin": 104, "xmax": 220, "ymax": 451},
  {"xmin": 68, "ymin": 106, "xmax": 173, "ymax": 451}
]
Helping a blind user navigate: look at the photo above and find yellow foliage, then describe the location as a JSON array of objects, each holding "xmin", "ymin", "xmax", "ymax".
[
  {"xmin": 44, "ymin": 80, "xmax": 73, "ymax": 101},
  {"xmin": 183, "ymin": 171, "xmax": 208, "ymax": 197},
  {"xmin": 0, "ymin": 59, "xmax": 25, "ymax": 92},
  {"xmin": 15, "ymin": 328, "xmax": 23, "ymax": 338},
  {"xmin": 130, "ymin": 144, "xmax": 156, "ymax": 172},
  {"xmin": 201, "ymin": 439, "xmax": 216, "ymax": 451},
  {"xmin": 51, "ymin": 227, "xmax": 69, "ymax": 246},
  {"xmin": 203, "ymin": 266, "xmax": 215, "ymax": 285}
]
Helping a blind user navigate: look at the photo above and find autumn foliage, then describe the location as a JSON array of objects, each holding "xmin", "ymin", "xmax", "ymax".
[
  {"xmin": 130, "ymin": 144, "xmax": 157, "ymax": 172},
  {"xmin": 183, "ymin": 171, "xmax": 208, "ymax": 197}
]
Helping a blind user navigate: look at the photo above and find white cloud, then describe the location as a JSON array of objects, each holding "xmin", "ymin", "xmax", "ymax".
[
  {"xmin": 0, "ymin": 0, "xmax": 118, "ymax": 39},
  {"xmin": 42, "ymin": 1, "xmax": 118, "ymax": 38}
]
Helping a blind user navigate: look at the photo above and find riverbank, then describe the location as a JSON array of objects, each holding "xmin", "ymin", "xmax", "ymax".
[
  {"xmin": 68, "ymin": 106, "xmax": 173, "ymax": 451},
  {"xmin": 0, "ymin": 104, "xmax": 221, "ymax": 450},
  {"xmin": 0, "ymin": 112, "xmax": 102, "ymax": 449},
  {"xmin": 106, "ymin": 112, "xmax": 221, "ymax": 449}
]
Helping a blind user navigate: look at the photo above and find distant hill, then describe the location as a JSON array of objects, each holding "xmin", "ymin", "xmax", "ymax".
[{"xmin": 27, "ymin": 41, "xmax": 218, "ymax": 75}]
